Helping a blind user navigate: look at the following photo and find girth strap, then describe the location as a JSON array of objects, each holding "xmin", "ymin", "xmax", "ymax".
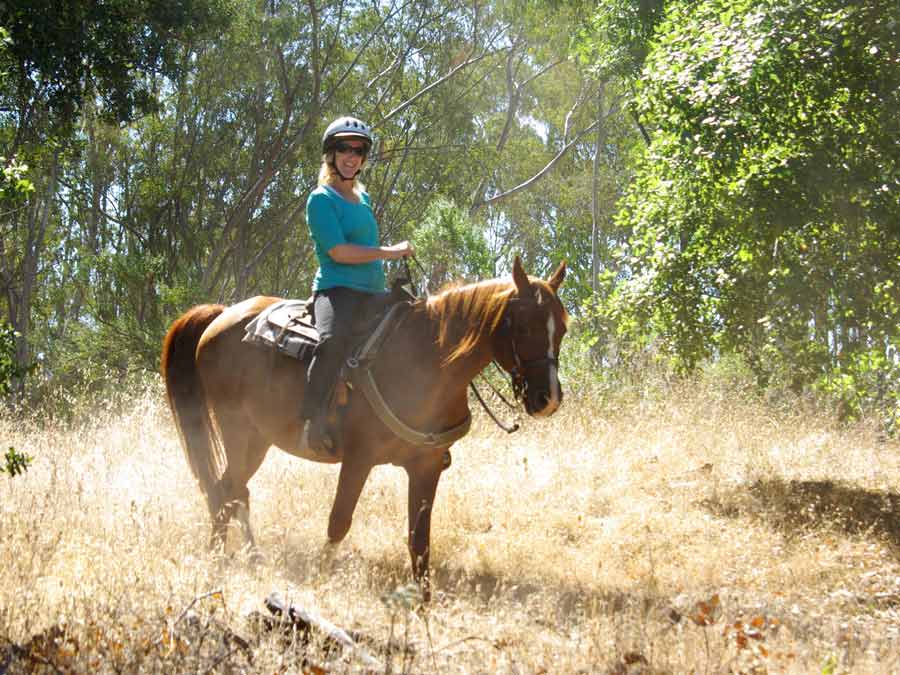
[
  {"xmin": 354, "ymin": 366, "xmax": 472, "ymax": 447},
  {"xmin": 347, "ymin": 302, "xmax": 473, "ymax": 448}
]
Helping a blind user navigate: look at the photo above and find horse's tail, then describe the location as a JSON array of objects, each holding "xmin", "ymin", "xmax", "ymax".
[{"xmin": 161, "ymin": 304, "xmax": 227, "ymax": 519}]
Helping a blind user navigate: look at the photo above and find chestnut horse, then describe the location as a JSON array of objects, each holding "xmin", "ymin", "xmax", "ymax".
[{"xmin": 161, "ymin": 257, "xmax": 568, "ymax": 598}]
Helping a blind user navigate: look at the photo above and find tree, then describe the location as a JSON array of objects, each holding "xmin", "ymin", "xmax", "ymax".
[
  {"xmin": 577, "ymin": 0, "xmax": 668, "ymax": 81},
  {"xmin": 410, "ymin": 198, "xmax": 493, "ymax": 292},
  {"xmin": 3, "ymin": 1, "xmax": 625, "ymax": 389},
  {"xmin": 1, "ymin": 320, "xmax": 31, "ymax": 476},
  {"xmin": 0, "ymin": 0, "xmax": 234, "ymax": 136},
  {"xmin": 0, "ymin": 37, "xmax": 33, "ymax": 468},
  {"xmin": 0, "ymin": 0, "xmax": 235, "ymax": 389},
  {"xmin": 600, "ymin": 0, "xmax": 899, "ymax": 418}
]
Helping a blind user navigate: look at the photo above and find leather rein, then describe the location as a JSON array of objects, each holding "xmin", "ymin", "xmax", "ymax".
[
  {"xmin": 474, "ymin": 297, "xmax": 559, "ymax": 434},
  {"xmin": 346, "ymin": 302, "xmax": 472, "ymax": 448}
]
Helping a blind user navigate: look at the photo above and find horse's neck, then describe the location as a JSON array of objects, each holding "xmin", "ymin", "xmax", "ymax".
[
  {"xmin": 366, "ymin": 299, "xmax": 499, "ymax": 433},
  {"xmin": 424, "ymin": 304, "xmax": 497, "ymax": 385}
]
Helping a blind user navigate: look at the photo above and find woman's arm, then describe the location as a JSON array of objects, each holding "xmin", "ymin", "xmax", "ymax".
[{"xmin": 328, "ymin": 241, "xmax": 414, "ymax": 264}]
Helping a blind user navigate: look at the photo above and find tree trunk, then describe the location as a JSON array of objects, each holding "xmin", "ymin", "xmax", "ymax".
[
  {"xmin": 591, "ymin": 83, "xmax": 605, "ymax": 297},
  {"xmin": 8, "ymin": 151, "xmax": 59, "ymax": 393}
]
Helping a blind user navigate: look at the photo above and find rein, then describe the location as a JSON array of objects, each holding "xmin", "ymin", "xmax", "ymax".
[
  {"xmin": 367, "ymin": 257, "xmax": 557, "ymax": 440},
  {"xmin": 402, "ymin": 255, "xmax": 529, "ymax": 435},
  {"xmin": 477, "ymin": 297, "xmax": 559, "ymax": 433},
  {"xmin": 469, "ymin": 379, "xmax": 520, "ymax": 434}
]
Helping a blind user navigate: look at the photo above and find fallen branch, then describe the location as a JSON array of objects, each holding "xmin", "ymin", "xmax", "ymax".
[{"xmin": 261, "ymin": 592, "xmax": 380, "ymax": 668}]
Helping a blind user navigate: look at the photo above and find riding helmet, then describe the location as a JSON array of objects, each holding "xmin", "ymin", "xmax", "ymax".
[{"xmin": 322, "ymin": 116, "xmax": 373, "ymax": 153}]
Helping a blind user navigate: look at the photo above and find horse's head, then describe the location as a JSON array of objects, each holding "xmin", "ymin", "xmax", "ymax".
[{"xmin": 493, "ymin": 257, "xmax": 568, "ymax": 418}]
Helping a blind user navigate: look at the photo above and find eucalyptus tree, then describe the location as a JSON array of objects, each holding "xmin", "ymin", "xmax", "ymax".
[
  {"xmin": 460, "ymin": 0, "xmax": 632, "ymax": 296},
  {"xmin": 40, "ymin": 0, "xmax": 526, "ymax": 374},
  {"xmin": 0, "ymin": 0, "xmax": 235, "ymax": 385},
  {"xmin": 5, "ymin": 0, "xmax": 634, "ymax": 385}
]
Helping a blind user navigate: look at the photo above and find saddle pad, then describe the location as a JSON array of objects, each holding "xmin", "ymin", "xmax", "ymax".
[{"xmin": 242, "ymin": 299, "xmax": 318, "ymax": 360}]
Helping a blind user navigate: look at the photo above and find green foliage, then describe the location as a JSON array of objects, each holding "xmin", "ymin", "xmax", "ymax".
[
  {"xmin": 0, "ymin": 153, "xmax": 33, "ymax": 201},
  {"xmin": 816, "ymin": 349, "xmax": 900, "ymax": 430},
  {"xmin": 575, "ymin": 0, "xmax": 668, "ymax": 78},
  {"xmin": 0, "ymin": 24, "xmax": 34, "ymax": 199},
  {"xmin": 410, "ymin": 198, "xmax": 494, "ymax": 291},
  {"xmin": 2, "ymin": 446, "xmax": 31, "ymax": 477},
  {"xmin": 0, "ymin": 1, "xmax": 655, "ymax": 410},
  {"xmin": 0, "ymin": 320, "xmax": 25, "ymax": 395},
  {"xmin": 598, "ymin": 0, "xmax": 900, "ymax": 422},
  {"xmin": 0, "ymin": 0, "xmax": 236, "ymax": 130}
]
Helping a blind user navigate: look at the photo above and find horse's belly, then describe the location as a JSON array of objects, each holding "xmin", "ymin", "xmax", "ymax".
[{"xmin": 275, "ymin": 427, "xmax": 342, "ymax": 464}]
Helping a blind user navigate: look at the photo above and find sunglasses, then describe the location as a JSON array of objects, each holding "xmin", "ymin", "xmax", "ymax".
[{"xmin": 334, "ymin": 142, "xmax": 368, "ymax": 157}]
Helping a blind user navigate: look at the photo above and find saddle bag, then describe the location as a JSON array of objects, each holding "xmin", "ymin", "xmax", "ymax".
[
  {"xmin": 242, "ymin": 280, "xmax": 415, "ymax": 362},
  {"xmin": 242, "ymin": 299, "xmax": 318, "ymax": 361}
]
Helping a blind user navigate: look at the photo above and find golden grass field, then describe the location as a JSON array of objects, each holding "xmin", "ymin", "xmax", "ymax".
[{"xmin": 2, "ymin": 371, "xmax": 900, "ymax": 673}]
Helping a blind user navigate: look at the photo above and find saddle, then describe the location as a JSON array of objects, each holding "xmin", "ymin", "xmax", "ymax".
[
  {"xmin": 241, "ymin": 281, "xmax": 471, "ymax": 449},
  {"xmin": 241, "ymin": 280, "xmax": 415, "ymax": 363},
  {"xmin": 242, "ymin": 298, "xmax": 319, "ymax": 360}
]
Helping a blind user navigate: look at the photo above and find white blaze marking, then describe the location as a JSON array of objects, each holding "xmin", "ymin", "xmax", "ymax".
[{"xmin": 545, "ymin": 312, "xmax": 561, "ymax": 413}]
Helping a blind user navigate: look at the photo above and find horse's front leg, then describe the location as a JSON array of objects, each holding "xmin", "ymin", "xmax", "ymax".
[
  {"xmin": 404, "ymin": 449, "xmax": 449, "ymax": 602},
  {"xmin": 326, "ymin": 454, "xmax": 373, "ymax": 546}
]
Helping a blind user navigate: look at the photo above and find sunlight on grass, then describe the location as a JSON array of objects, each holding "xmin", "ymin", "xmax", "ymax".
[{"xmin": 2, "ymin": 376, "xmax": 900, "ymax": 672}]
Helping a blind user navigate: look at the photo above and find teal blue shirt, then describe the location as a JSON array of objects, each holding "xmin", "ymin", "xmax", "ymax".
[{"xmin": 306, "ymin": 185, "xmax": 385, "ymax": 293}]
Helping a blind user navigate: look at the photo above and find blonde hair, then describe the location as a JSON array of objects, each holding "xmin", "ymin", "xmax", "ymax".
[{"xmin": 318, "ymin": 153, "xmax": 366, "ymax": 195}]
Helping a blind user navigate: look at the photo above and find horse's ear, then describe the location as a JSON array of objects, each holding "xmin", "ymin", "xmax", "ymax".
[
  {"xmin": 547, "ymin": 260, "xmax": 566, "ymax": 292},
  {"xmin": 512, "ymin": 256, "xmax": 531, "ymax": 296}
]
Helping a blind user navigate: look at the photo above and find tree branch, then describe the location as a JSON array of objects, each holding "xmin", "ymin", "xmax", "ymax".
[
  {"xmin": 375, "ymin": 49, "xmax": 497, "ymax": 127},
  {"xmin": 471, "ymin": 120, "xmax": 599, "ymax": 212}
]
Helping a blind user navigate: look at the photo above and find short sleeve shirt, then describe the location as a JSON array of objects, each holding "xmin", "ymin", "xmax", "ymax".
[{"xmin": 306, "ymin": 185, "xmax": 385, "ymax": 293}]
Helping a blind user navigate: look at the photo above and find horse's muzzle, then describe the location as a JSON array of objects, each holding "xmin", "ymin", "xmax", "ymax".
[{"xmin": 524, "ymin": 381, "xmax": 563, "ymax": 418}]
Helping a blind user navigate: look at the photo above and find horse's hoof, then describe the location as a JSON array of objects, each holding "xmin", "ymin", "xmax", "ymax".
[
  {"xmin": 419, "ymin": 581, "xmax": 432, "ymax": 605},
  {"xmin": 318, "ymin": 540, "xmax": 341, "ymax": 574}
]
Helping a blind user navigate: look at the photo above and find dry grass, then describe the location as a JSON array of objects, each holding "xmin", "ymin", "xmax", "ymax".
[{"xmin": 2, "ymin": 374, "xmax": 900, "ymax": 673}]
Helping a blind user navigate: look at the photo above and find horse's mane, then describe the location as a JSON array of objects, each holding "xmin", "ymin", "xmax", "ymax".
[{"xmin": 422, "ymin": 278, "xmax": 515, "ymax": 364}]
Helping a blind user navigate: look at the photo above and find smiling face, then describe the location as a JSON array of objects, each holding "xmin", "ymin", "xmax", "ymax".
[{"xmin": 332, "ymin": 139, "xmax": 368, "ymax": 177}]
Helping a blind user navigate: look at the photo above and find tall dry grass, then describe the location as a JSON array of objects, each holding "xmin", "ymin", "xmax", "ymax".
[{"xmin": 2, "ymin": 371, "xmax": 899, "ymax": 673}]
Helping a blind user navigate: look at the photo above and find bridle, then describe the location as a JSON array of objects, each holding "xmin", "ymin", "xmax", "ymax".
[
  {"xmin": 465, "ymin": 297, "xmax": 559, "ymax": 434},
  {"xmin": 397, "ymin": 256, "xmax": 561, "ymax": 435},
  {"xmin": 499, "ymin": 297, "xmax": 560, "ymax": 402}
]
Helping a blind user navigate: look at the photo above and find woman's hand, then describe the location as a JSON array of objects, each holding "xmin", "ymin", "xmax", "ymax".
[{"xmin": 384, "ymin": 241, "xmax": 414, "ymax": 259}]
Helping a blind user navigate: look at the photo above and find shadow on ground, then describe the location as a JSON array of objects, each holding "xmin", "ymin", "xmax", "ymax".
[{"xmin": 703, "ymin": 478, "xmax": 900, "ymax": 548}]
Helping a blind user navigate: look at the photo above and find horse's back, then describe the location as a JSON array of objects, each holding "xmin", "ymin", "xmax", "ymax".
[
  {"xmin": 192, "ymin": 295, "xmax": 284, "ymax": 398},
  {"xmin": 198, "ymin": 295, "xmax": 282, "ymax": 351}
]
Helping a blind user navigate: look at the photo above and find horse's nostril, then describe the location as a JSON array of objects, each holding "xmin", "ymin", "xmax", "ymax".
[{"xmin": 537, "ymin": 391, "xmax": 550, "ymax": 407}]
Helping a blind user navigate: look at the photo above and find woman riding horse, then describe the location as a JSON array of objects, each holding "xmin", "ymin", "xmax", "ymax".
[
  {"xmin": 162, "ymin": 255, "xmax": 567, "ymax": 601},
  {"xmin": 303, "ymin": 116, "xmax": 413, "ymax": 454}
]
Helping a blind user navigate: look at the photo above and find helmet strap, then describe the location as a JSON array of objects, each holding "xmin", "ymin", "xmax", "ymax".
[
  {"xmin": 329, "ymin": 158, "xmax": 358, "ymax": 181},
  {"xmin": 328, "ymin": 152, "xmax": 363, "ymax": 182}
]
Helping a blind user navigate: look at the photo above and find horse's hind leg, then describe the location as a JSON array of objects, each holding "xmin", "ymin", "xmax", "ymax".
[{"xmin": 210, "ymin": 409, "xmax": 269, "ymax": 553}]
